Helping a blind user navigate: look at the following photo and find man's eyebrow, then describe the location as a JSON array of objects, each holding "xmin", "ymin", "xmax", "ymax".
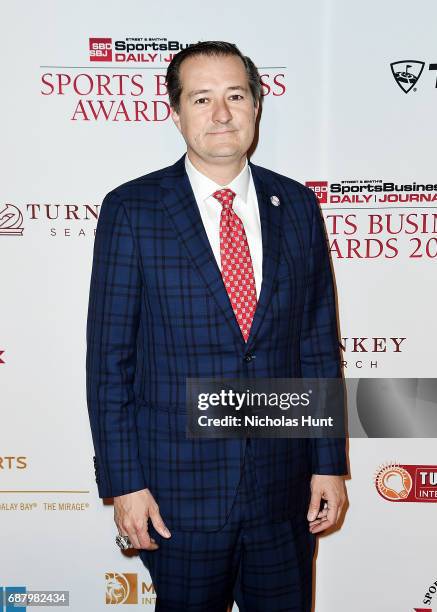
[
  {"xmin": 187, "ymin": 85, "xmax": 249, "ymax": 98},
  {"xmin": 227, "ymin": 85, "xmax": 248, "ymax": 91},
  {"xmin": 187, "ymin": 89, "xmax": 211, "ymax": 98}
]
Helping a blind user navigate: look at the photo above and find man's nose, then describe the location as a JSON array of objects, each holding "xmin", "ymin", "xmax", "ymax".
[{"xmin": 212, "ymin": 99, "xmax": 232, "ymax": 123}]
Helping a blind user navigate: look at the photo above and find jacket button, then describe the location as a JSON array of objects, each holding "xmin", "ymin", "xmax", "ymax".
[{"xmin": 243, "ymin": 352, "xmax": 254, "ymax": 363}]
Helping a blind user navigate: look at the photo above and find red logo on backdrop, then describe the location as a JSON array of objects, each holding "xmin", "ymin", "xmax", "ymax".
[
  {"xmin": 306, "ymin": 181, "xmax": 328, "ymax": 204},
  {"xmin": 89, "ymin": 38, "xmax": 112, "ymax": 62},
  {"xmin": 375, "ymin": 463, "xmax": 437, "ymax": 502}
]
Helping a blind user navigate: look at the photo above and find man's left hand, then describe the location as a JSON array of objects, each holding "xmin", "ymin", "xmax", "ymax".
[{"xmin": 307, "ymin": 474, "xmax": 347, "ymax": 534}]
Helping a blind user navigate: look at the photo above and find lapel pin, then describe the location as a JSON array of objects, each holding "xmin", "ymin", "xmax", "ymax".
[{"xmin": 270, "ymin": 195, "xmax": 280, "ymax": 206}]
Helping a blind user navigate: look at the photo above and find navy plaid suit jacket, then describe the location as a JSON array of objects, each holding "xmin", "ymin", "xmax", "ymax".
[{"xmin": 86, "ymin": 153, "xmax": 348, "ymax": 531}]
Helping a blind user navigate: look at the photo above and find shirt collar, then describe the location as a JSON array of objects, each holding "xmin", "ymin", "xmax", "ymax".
[{"xmin": 185, "ymin": 153, "xmax": 251, "ymax": 204}]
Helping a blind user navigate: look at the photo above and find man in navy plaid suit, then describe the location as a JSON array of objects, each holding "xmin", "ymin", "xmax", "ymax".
[{"xmin": 86, "ymin": 41, "xmax": 348, "ymax": 611}]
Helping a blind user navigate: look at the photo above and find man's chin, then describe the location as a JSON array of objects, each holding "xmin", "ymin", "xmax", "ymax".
[
  {"xmin": 189, "ymin": 145, "xmax": 248, "ymax": 164},
  {"xmin": 207, "ymin": 147, "xmax": 243, "ymax": 159}
]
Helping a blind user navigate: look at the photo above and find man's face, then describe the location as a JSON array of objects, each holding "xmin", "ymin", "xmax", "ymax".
[{"xmin": 170, "ymin": 54, "xmax": 259, "ymax": 166}]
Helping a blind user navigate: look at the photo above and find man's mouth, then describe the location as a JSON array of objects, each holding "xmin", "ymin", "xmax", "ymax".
[{"xmin": 208, "ymin": 129, "xmax": 236, "ymax": 135}]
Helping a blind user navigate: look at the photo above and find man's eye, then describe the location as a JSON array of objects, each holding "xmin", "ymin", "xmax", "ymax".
[
  {"xmin": 229, "ymin": 94, "xmax": 243, "ymax": 100},
  {"xmin": 194, "ymin": 98, "xmax": 208, "ymax": 104}
]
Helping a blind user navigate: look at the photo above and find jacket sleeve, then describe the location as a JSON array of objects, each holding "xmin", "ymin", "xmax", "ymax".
[
  {"xmin": 86, "ymin": 189, "xmax": 147, "ymax": 498},
  {"xmin": 300, "ymin": 189, "xmax": 348, "ymax": 476}
]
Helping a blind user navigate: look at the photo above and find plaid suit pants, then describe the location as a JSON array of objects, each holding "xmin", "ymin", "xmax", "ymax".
[{"xmin": 138, "ymin": 439, "xmax": 316, "ymax": 611}]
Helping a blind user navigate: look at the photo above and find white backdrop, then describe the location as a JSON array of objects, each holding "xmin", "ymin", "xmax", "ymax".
[{"xmin": 2, "ymin": 1, "xmax": 437, "ymax": 610}]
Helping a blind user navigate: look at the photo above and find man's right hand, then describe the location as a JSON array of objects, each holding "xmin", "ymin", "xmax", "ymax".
[{"xmin": 113, "ymin": 488, "xmax": 171, "ymax": 550}]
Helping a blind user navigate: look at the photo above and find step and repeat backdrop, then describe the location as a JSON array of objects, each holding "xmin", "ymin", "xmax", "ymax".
[{"xmin": 1, "ymin": 0, "xmax": 437, "ymax": 610}]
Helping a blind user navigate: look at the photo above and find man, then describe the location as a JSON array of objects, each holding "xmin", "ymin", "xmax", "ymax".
[{"xmin": 86, "ymin": 41, "xmax": 348, "ymax": 611}]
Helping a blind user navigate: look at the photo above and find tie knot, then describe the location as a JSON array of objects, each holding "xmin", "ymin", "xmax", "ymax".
[{"xmin": 212, "ymin": 188, "xmax": 236, "ymax": 210}]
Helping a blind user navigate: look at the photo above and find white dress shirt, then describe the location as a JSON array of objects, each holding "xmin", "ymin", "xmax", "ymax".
[{"xmin": 185, "ymin": 154, "xmax": 263, "ymax": 299}]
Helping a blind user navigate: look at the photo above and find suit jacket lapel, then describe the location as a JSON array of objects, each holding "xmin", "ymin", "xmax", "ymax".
[
  {"xmin": 160, "ymin": 154, "xmax": 282, "ymax": 350},
  {"xmin": 245, "ymin": 161, "xmax": 281, "ymax": 350}
]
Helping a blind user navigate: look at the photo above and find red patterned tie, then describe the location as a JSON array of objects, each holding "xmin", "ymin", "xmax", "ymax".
[{"xmin": 212, "ymin": 188, "xmax": 257, "ymax": 342}]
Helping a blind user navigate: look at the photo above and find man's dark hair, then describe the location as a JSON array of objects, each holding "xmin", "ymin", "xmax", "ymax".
[{"xmin": 165, "ymin": 41, "xmax": 261, "ymax": 112}]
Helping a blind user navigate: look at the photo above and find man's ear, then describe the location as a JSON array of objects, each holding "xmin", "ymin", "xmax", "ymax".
[{"xmin": 170, "ymin": 108, "xmax": 182, "ymax": 133}]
